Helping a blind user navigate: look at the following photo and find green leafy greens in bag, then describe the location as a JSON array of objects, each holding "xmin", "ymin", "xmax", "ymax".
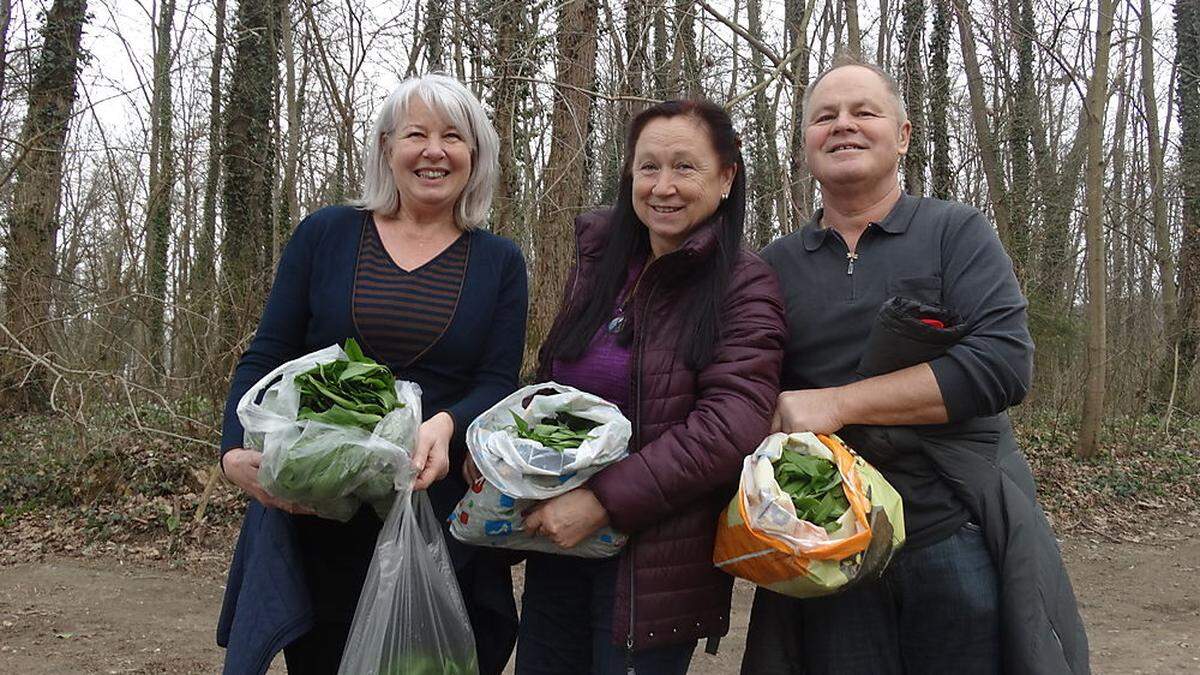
[
  {"xmin": 379, "ymin": 653, "xmax": 479, "ymax": 675},
  {"xmin": 509, "ymin": 410, "xmax": 599, "ymax": 452},
  {"xmin": 294, "ymin": 338, "xmax": 402, "ymax": 430},
  {"xmin": 268, "ymin": 339, "xmax": 411, "ymax": 518},
  {"xmin": 773, "ymin": 450, "xmax": 849, "ymax": 533}
]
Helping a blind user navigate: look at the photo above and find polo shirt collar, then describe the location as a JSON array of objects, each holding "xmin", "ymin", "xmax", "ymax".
[{"xmin": 801, "ymin": 192, "xmax": 920, "ymax": 251}]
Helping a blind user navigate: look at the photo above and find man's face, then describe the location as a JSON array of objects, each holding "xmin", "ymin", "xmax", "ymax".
[{"xmin": 803, "ymin": 66, "xmax": 911, "ymax": 193}]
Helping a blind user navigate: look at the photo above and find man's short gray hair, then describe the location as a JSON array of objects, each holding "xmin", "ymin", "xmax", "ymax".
[
  {"xmin": 357, "ymin": 73, "xmax": 499, "ymax": 230},
  {"xmin": 801, "ymin": 52, "xmax": 908, "ymax": 129}
]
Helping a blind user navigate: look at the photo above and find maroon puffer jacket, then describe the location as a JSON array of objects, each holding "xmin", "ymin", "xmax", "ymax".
[{"xmin": 537, "ymin": 209, "xmax": 786, "ymax": 652}]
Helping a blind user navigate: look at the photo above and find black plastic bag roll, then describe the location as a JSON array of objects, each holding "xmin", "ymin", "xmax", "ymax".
[{"xmin": 856, "ymin": 296, "xmax": 967, "ymax": 378}]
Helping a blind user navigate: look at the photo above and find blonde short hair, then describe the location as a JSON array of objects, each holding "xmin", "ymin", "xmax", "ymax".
[{"xmin": 357, "ymin": 73, "xmax": 499, "ymax": 230}]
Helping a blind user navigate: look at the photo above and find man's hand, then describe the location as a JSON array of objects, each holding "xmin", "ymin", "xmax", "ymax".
[
  {"xmin": 522, "ymin": 488, "xmax": 610, "ymax": 549},
  {"xmin": 412, "ymin": 412, "xmax": 454, "ymax": 491},
  {"xmin": 222, "ymin": 448, "xmax": 318, "ymax": 515},
  {"xmin": 773, "ymin": 388, "xmax": 846, "ymax": 435}
]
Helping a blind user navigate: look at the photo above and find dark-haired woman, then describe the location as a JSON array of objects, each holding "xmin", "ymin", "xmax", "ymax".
[{"xmin": 516, "ymin": 100, "xmax": 787, "ymax": 674}]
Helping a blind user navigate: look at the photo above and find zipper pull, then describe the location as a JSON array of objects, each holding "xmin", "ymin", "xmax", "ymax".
[
  {"xmin": 846, "ymin": 251, "xmax": 858, "ymax": 275},
  {"xmin": 625, "ymin": 635, "xmax": 636, "ymax": 674}
]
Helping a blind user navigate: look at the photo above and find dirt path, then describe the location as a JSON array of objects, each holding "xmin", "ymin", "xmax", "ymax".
[{"xmin": 1, "ymin": 527, "xmax": 1197, "ymax": 674}]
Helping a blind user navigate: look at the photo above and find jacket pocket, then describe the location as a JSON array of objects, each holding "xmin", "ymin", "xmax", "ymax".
[{"xmin": 887, "ymin": 275, "xmax": 943, "ymax": 305}]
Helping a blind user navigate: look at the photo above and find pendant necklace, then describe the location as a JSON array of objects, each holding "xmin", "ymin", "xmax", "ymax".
[{"xmin": 605, "ymin": 261, "xmax": 650, "ymax": 334}]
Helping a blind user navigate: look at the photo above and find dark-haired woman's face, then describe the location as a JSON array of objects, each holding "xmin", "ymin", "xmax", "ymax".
[{"xmin": 631, "ymin": 116, "xmax": 735, "ymax": 257}]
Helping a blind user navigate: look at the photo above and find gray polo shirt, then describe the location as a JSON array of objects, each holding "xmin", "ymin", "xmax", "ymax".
[{"xmin": 762, "ymin": 193, "xmax": 1034, "ymax": 547}]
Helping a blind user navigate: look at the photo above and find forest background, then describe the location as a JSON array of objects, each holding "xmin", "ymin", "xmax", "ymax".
[{"xmin": 0, "ymin": 0, "xmax": 1197, "ymax": 568}]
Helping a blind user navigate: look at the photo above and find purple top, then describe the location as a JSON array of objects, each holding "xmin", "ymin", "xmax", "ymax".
[{"xmin": 550, "ymin": 261, "xmax": 643, "ymax": 416}]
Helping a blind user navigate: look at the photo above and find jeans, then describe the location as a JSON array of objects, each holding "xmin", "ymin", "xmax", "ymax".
[
  {"xmin": 741, "ymin": 522, "xmax": 1001, "ymax": 675},
  {"xmin": 516, "ymin": 552, "xmax": 696, "ymax": 675}
]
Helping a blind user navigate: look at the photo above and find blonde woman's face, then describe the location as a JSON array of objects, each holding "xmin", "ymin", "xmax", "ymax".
[{"xmin": 387, "ymin": 98, "xmax": 472, "ymax": 219}]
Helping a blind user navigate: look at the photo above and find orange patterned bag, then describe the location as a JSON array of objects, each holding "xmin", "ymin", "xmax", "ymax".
[{"xmin": 714, "ymin": 432, "xmax": 905, "ymax": 598}]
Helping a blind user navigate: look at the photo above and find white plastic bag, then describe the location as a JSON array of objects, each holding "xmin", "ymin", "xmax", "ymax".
[
  {"xmin": 465, "ymin": 382, "xmax": 631, "ymax": 499},
  {"xmin": 452, "ymin": 382, "xmax": 632, "ymax": 557},
  {"xmin": 236, "ymin": 343, "xmax": 422, "ymax": 521},
  {"xmin": 339, "ymin": 489, "xmax": 479, "ymax": 675},
  {"xmin": 449, "ymin": 477, "xmax": 627, "ymax": 558}
]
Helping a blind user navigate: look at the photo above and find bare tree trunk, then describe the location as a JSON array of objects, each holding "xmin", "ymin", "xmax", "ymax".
[
  {"xmin": 928, "ymin": 0, "xmax": 952, "ymax": 199},
  {"xmin": 953, "ymin": 0, "xmax": 1012, "ymax": 247},
  {"xmin": 1176, "ymin": 0, "xmax": 1200, "ymax": 403},
  {"xmin": 786, "ymin": 0, "xmax": 814, "ymax": 222},
  {"xmin": 675, "ymin": 0, "xmax": 701, "ymax": 96},
  {"xmin": 192, "ymin": 0, "xmax": 227, "ymax": 355},
  {"xmin": 528, "ymin": 0, "xmax": 599, "ymax": 369},
  {"xmin": 424, "ymin": 0, "xmax": 445, "ymax": 70},
  {"xmin": 1142, "ymin": 0, "xmax": 1174, "ymax": 326},
  {"xmin": 900, "ymin": 0, "xmax": 926, "ymax": 196},
  {"xmin": 219, "ymin": 0, "xmax": 283, "ymax": 365},
  {"xmin": 650, "ymin": 0, "xmax": 671, "ymax": 98},
  {"xmin": 2, "ymin": 0, "xmax": 88, "ymax": 404},
  {"xmin": 0, "ymin": 0, "xmax": 12, "ymax": 105},
  {"xmin": 278, "ymin": 0, "xmax": 301, "ymax": 237},
  {"xmin": 748, "ymin": 0, "xmax": 784, "ymax": 248},
  {"xmin": 1078, "ymin": 0, "xmax": 1116, "ymax": 459},
  {"xmin": 1005, "ymin": 0, "xmax": 1035, "ymax": 280},
  {"xmin": 1143, "ymin": 0, "xmax": 1176, "ymax": 390},
  {"xmin": 877, "ymin": 0, "xmax": 890, "ymax": 67},
  {"xmin": 145, "ymin": 0, "xmax": 177, "ymax": 376},
  {"xmin": 1031, "ymin": 108, "xmax": 1088, "ymax": 308},
  {"xmin": 844, "ymin": 0, "xmax": 862, "ymax": 55},
  {"xmin": 486, "ymin": 0, "xmax": 531, "ymax": 245}
]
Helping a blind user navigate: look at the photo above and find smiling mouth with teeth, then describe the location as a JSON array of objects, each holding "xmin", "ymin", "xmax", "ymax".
[
  {"xmin": 650, "ymin": 205, "xmax": 684, "ymax": 213},
  {"xmin": 829, "ymin": 145, "xmax": 864, "ymax": 153},
  {"xmin": 416, "ymin": 169, "xmax": 449, "ymax": 178}
]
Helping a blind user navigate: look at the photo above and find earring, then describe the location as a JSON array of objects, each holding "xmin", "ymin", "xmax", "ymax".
[{"xmin": 721, "ymin": 192, "xmax": 729, "ymax": 201}]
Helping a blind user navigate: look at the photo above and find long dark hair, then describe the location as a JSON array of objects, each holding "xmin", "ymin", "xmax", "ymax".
[{"xmin": 552, "ymin": 99, "xmax": 747, "ymax": 370}]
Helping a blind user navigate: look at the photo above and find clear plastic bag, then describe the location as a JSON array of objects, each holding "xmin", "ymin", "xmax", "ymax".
[
  {"xmin": 236, "ymin": 343, "xmax": 422, "ymax": 521},
  {"xmin": 338, "ymin": 489, "xmax": 479, "ymax": 675}
]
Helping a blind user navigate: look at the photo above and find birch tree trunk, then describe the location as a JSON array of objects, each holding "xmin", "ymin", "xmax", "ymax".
[
  {"xmin": 1078, "ymin": 0, "xmax": 1116, "ymax": 459},
  {"xmin": 0, "ymin": 0, "xmax": 12, "ymax": 106}
]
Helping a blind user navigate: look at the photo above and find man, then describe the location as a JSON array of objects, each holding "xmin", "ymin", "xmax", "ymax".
[{"xmin": 742, "ymin": 55, "xmax": 1089, "ymax": 674}]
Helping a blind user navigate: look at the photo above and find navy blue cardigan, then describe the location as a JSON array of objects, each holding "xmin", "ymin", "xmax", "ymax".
[{"xmin": 216, "ymin": 205, "xmax": 527, "ymax": 675}]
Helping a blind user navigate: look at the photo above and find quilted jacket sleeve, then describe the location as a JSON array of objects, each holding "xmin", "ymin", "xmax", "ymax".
[{"xmin": 588, "ymin": 254, "xmax": 787, "ymax": 532}]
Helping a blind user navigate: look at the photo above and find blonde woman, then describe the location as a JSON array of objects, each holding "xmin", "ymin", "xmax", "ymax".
[{"xmin": 217, "ymin": 74, "xmax": 526, "ymax": 675}]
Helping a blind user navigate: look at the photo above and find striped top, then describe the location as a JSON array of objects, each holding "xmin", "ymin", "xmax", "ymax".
[{"xmin": 353, "ymin": 219, "xmax": 469, "ymax": 367}]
